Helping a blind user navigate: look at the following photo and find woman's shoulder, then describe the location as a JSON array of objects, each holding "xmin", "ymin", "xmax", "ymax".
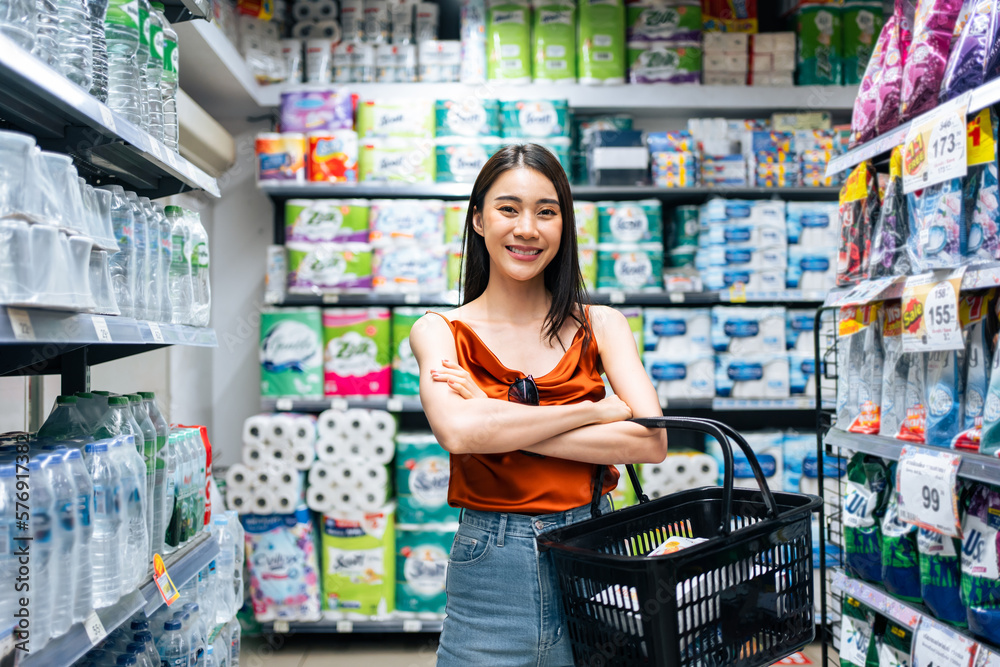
[{"xmin": 583, "ymin": 304, "xmax": 626, "ymax": 331}]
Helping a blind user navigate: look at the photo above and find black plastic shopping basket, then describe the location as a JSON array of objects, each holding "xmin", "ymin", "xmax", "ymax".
[{"xmin": 536, "ymin": 416, "xmax": 822, "ymax": 667}]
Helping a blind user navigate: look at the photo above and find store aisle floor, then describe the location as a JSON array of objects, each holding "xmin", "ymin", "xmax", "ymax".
[{"xmin": 240, "ymin": 635, "xmax": 827, "ymax": 666}]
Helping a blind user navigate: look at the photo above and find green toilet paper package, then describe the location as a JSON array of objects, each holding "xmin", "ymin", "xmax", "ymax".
[
  {"xmin": 574, "ymin": 201, "xmax": 598, "ymax": 245},
  {"xmin": 319, "ymin": 507, "xmax": 396, "ymax": 615},
  {"xmin": 598, "ymin": 199, "xmax": 663, "ymax": 244},
  {"xmin": 435, "ymin": 137, "xmax": 505, "ymax": 183},
  {"xmin": 395, "ymin": 433, "xmax": 460, "ymax": 524},
  {"xmin": 797, "ymin": 4, "xmax": 843, "ymax": 86},
  {"xmin": 359, "ymin": 139, "xmax": 436, "ymax": 184},
  {"xmin": 500, "ymin": 99, "xmax": 570, "ymax": 138},
  {"xmin": 487, "ymin": 0, "xmax": 532, "ymax": 82},
  {"xmin": 434, "ymin": 98, "xmax": 502, "ymax": 137},
  {"xmin": 391, "ymin": 307, "xmax": 423, "ymax": 396},
  {"xmin": 260, "ymin": 307, "xmax": 325, "ymax": 398},
  {"xmin": 445, "ymin": 201, "xmax": 470, "ymax": 244},
  {"xmin": 842, "ymin": 2, "xmax": 884, "ymax": 86},
  {"xmin": 396, "ymin": 524, "xmax": 457, "ymax": 615},
  {"xmin": 533, "ymin": 1, "xmax": 577, "ymax": 82},
  {"xmin": 579, "ymin": 0, "xmax": 626, "ymax": 84},
  {"xmin": 627, "ymin": 41, "xmax": 702, "ymax": 84}
]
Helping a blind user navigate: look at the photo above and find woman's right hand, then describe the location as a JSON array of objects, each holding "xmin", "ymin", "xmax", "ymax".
[{"xmin": 591, "ymin": 393, "xmax": 632, "ymax": 424}]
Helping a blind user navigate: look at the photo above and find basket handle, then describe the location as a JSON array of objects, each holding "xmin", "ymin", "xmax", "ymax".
[{"xmin": 628, "ymin": 416, "xmax": 780, "ymax": 535}]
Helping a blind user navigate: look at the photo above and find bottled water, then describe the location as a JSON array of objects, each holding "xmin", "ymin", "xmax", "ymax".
[
  {"xmin": 64, "ymin": 447, "xmax": 95, "ymax": 622},
  {"xmin": 160, "ymin": 432, "xmax": 177, "ymax": 554},
  {"xmin": 195, "ymin": 565, "xmax": 212, "ymax": 623},
  {"xmin": 135, "ymin": 0, "xmax": 151, "ymax": 130},
  {"xmin": 94, "ymin": 394, "xmax": 138, "ymax": 441},
  {"xmin": 227, "ymin": 618, "xmax": 240, "ymax": 666},
  {"xmin": 56, "ymin": 0, "xmax": 92, "ymax": 88},
  {"xmin": 188, "ymin": 210, "xmax": 211, "ymax": 327},
  {"xmin": 171, "ymin": 611, "xmax": 194, "ymax": 666},
  {"xmin": 101, "ymin": 185, "xmax": 136, "ymax": 319},
  {"xmin": 87, "ymin": 0, "xmax": 109, "ymax": 102},
  {"xmin": 165, "ymin": 432, "xmax": 186, "ymax": 550},
  {"xmin": 85, "ymin": 439, "xmax": 122, "ymax": 608},
  {"xmin": 182, "ymin": 603, "xmax": 207, "ymax": 665},
  {"xmin": 26, "ymin": 456, "xmax": 54, "ymax": 650},
  {"xmin": 105, "ymin": 0, "xmax": 141, "ymax": 125},
  {"xmin": 126, "ymin": 191, "xmax": 150, "ymax": 320},
  {"xmin": 41, "ymin": 452, "xmax": 77, "ymax": 638},
  {"xmin": 127, "ymin": 394, "xmax": 157, "ymax": 553},
  {"xmin": 158, "ymin": 9, "xmax": 178, "ymax": 150},
  {"xmin": 225, "ymin": 511, "xmax": 244, "ymax": 612},
  {"xmin": 155, "ymin": 204, "xmax": 173, "ymax": 322},
  {"xmin": 187, "ymin": 429, "xmax": 206, "ymax": 532},
  {"xmin": 213, "ymin": 514, "xmax": 236, "ymax": 624},
  {"xmin": 133, "ymin": 630, "xmax": 161, "ymax": 667},
  {"xmin": 110, "ymin": 434, "xmax": 148, "ymax": 590},
  {"xmin": 204, "ymin": 643, "xmax": 217, "ymax": 667},
  {"xmin": 145, "ymin": 4, "xmax": 164, "ymax": 139},
  {"xmin": 165, "ymin": 205, "xmax": 192, "ymax": 325},
  {"xmin": 0, "ymin": 0, "xmax": 35, "ymax": 51},
  {"xmin": 0, "ymin": 464, "xmax": 17, "ymax": 624},
  {"xmin": 37, "ymin": 394, "xmax": 91, "ymax": 440},
  {"xmin": 32, "ymin": 0, "xmax": 60, "ymax": 67},
  {"xmin": 139, "ymin": 197, "xmax": 162, "ymax": 321},
  {"xmin": 115, "ymin": 654, "xmax": 138, "ymax": 667},
  {"xmin": 140, "ymin": 392, "xmax": 168, "ymax": 556}
]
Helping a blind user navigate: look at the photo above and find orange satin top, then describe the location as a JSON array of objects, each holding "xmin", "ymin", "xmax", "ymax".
[{"xmin": 428, "ymin": 308, "xmax": 619, "ymax": 515}]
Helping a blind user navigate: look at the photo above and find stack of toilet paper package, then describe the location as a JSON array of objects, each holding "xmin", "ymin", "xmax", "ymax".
[
  {"xmin": 357, "ymin": 98, "xmax": 436, "ymax": 183},
  {"xmin": 227, "ymin": 412, "xmax": 318, "ymax": 515},
  {"xmin": 370, "ymin": 199, "xmax": 447, "ymax": 293},
  {"xmin": 695, "ymin": 198, "xmax": 787, "ymax": 293},
  {"xmin": 434, "ymin": 98, "xmax": 503, "ymax": 184},
  {"xmin": 643, "ymin": 307, "xmax": 714, "ymax": 402},
  {"xmin": 596, "ymin": 200, "xmax": 664, "ymax": 292},
  {"xmin": 713, "ymin": 306, "xmax": 791, "ymax": 399},
  {"xmin": 239, "ymin": 15, "xmax": 286, "ymax": 84},
  {"xmin": 786, "ymin": 201, "xmax": 840, "ymax": 294},
  {"xmin": 626, "ymin": 0, "xmax": 702, "ymax": 84}
]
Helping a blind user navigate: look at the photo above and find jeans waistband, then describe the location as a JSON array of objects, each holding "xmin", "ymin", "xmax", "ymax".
[{"xmin": 459, "ymin": 498, "xmax": 607, "ymax": 540}]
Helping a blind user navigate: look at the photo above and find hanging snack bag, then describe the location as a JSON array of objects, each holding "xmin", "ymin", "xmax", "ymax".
[
  {"xmin": 961, "ymin": 482, "xmax": 1000, "ymax": 644},
  {"xmin": 880, "ymin": 301, "xmax": 911, "ymax": 438},
  {"xmin": 876, "ymin": 0, "xmax": 915, "ymax": 135},
  {"xmin": 963, "ymin": 109, "xmax": 1000, "ymax": 263},
  {"xmin": 899, "ymin": 0, "xmax": 964, "ymax": 121},
  {"xmin": 954, "ymin": 291, "xmax": 993, "ymax": 449},
  {"xmin": 850, "ymin": 13, "xmax": 892, "ymax": 147},
  {"xmin": 907, "ymin": 178, "xmax": 965, "ymax": 272},
  {"xmin": 896, "ymin": 352, "xmax": 928, "ymax": 443},
  {"xmin": 881, "ymin": 468, "xmax": 922, "ymax": 602},
  {"xmin": 838, "ymin": 161, "xmax": 880, "ymax": 286},
  {"xmin": 940, "ymin": 0, "xmax": 1000, "ymax": 102},
  {"xmin": 844, "ymin": 453, "xmax": 891, "ymax": 583},
  {"xmin": 877, "ymin": 623, "xmax": 913, "ymax": 666},
  {"xmin": 919, "ymin": 526, "xmax": 967, "ymax": 626},
  {"xmin": 839, "ymin": 595, "xmax": 876, "ymax": 667},
  {"xmin": 869, "ymin": 147, "xmax": 911, "ymax": 278}
]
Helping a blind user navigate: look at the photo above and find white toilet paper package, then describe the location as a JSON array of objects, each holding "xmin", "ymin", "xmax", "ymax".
[
  {"xmin": 642, "ymin": 308, "xmax": 711, "ymax": 354},
  {"xmin": 786, "ymin": 309, "xmax": 815, "ymax": 355},
  {"xmin": 880, "ymin": 472, "xmax": 921, "ymax": 603},
  {"xmin": 714, "ymin": 354, "xmax": 790, "ymax": 399},
  {"xmin": 961, "ymin": 482, "xmax": 1000, "ymax": 644},
  {"xmin": 843, "ymin": 453, "xmax": 890, "ymax": 583},
  {"xmin": 786, "ymin": 247, "xmax": 837, "ymax": 292},
  {"xmin": 705, "ymin": 430, "xmax": 783, "ymax": 490},
  {"xmin": 878, "ymin": 301, "xmax": 910, "ymax": 439},
  {"xmin": 781, "ymin": 431, "xmax": 814, "ymax": 494},
  {"xmin": 789, "ymin": 353, "xmax": 816, "ymax": 396},
  {"xmin": 837, "ymin": 303, "xmax": 884, "ymax": 434},
  {"xmin": 962, "ymin": 109, "xmax": 1000, "ymax": 263},
  {"xmin": 645, "ymin": 352, "xmax": 715, "ymax": 400},
  {"xmin": 710, "ymin": 306, "xmax": 786, "ymax": 354}
]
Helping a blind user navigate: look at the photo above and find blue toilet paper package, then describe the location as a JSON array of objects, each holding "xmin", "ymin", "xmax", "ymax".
[
  {"xmin": 786, "ymin": 309, "xmax": 816, "ymax": 354},
  {"xmin": 961, "ymin": 483, "xmax": 1000, "ymax": 644},
  {"xmin": 710, "ymin": 306, "xmax": 787, "ymax": 354},
  {"xmin": 880, "ymin": 472, "xmax": 921, "ymax": 603},
  {"xmin": 918, "ymin": 527, "xmax": 966, "ymax": 626},
  {"xmin": 844, "ymin": 453, "xmax": 890, "ymax": 583}
]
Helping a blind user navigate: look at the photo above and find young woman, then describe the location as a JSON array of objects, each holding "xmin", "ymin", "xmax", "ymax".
[{"xmin": 409, "ymin": 143, "xmax": 668, "ymax": 666}]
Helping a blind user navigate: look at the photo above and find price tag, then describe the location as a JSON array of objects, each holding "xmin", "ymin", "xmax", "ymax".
[
  {"xmin": 830, "ymin": 276, "xmax": 901, "ymax": 307},
  {"xmin": 330, "ymin": 398, "xmax": 349, "ymax": 411},
  {"xmin": 901, "ymin": 268, "xmax": 966, "ymax": 352},
  {"xmin": 7, "ymin": 308, "xmax": 35, "ymax": 341},
  {"xmin": 386, "ymin": 397, "xmax": 403, "ymax": 412},
  {"xmin": 92, "ymin": 316, "xmax": 113, "ymax": 342},
  {"xmin": 152, "ymin": 553, "xmax": 180, "ymax": 606},
  {"xmin": 273, "ymin": 620, "xmax": 290, "ymax": 634},
  {"xmin": 608, "ymin": 291, "xmax": 626, "ymax": 304},
  {"xmin": 148, "ymin": 321, "xmax": 165, "ymax": 343},
  {"xmin": 98, "ymin": 104, "xmax": 117, "ymax": 133},
  {"xmin": 668, "ymin": 292, "xmax": 685, "ymax": 304},
  {"xmin": 896, "ymin": 445, "xmax": 962, "ymax": 537},
  {"xmin": 402, "ymin": 619, "xmax": 422, "ymax": 633},
  {"xmin": 910, "ymin": 617, "xmax": 978, "ymax": 667},
  {"xmin": 275, "ymin": 398, "xmax": 294, "ymax": 411},
  {"xmin": 336, "ymin": 620, "xmax": 354, "ymax": 633},
  {"xmin": 976, "ymin": 649, "xmax": 1000, "ymax": 667},
  {"xmin": 322, "ymin": 294, "xmax": 340, "ymax": 304},
  {"xmin": 166, "ymin": 150, "xmax": 179, "ymax": 171},
  {"xmin": 403, "ymin": 293, "xmax": 421, "ymax": 304},
  {"xmin": 83, "ymin": 610, "xmax": 107, "ymax": 644},
  {"xmin": 728, "ymin": 283, "xmax": 747, "ymax": 304},
  {"xmin": 903, "ymin": 93, "xmax": 971, "ymax": 194}
]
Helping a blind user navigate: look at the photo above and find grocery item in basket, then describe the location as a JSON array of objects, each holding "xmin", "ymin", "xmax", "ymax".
[
  {"xmin": 243, "ymin": 508, "xmax": 323, "ymax": 622},
  {"xmin": 487, "ymin": 0, "xmax": 531, "ymax": 82},
  {"xmin": 850, "ymin": 13, "xmax": 892, "ymax": 146},
  {"xmin": 940, "ymin": 0, "xmax": 999, "ymax": 101},
  {"xmin": 837, "ymin": 162, "xmax": 879, "ymax": 286},
  {"xmin": 307, "ymin": 131, "xmax": 359, "ymax": 184},
  {"xmin": 924, "ymin": 349, "xmax": 962, "ymax": 447},
  {"xmin": 844, "ymin": 453, "xmax": 891, "ymax": 583},
  {"xmin": 286, "ymin": 242, "xmax": 374, "ymax": 291},
  {"xmin": 434, "ymin": 98, "xmax": 501, "ymax": 137},
  {"xmin": 899, "ymin": 0, "xmax": 964, "ymax": 120},
  {"xmin": 499, "ymin": 100, "xmax": 570, "ymax": 139},
  {"xmin": 880, "ymin": 479, "xmax": 921, "ymax": 602},
  {"xmin": 879, "ymin": 302, "xmax": 910, "ymax": 439},
  {"xmin": 533, "ymin": 1, "xmax": 576, "ymax": 82},
  {"xmin": 839, "ymin": 595, "xmax": 876, "ymax": 667},
  {"xmin": 285, "ymin": 199, "xmax": 370, "ymax": 243},
  {"xmin": 280, "ymin": 89, "xmax": 354, "ymax": 133},
  {"xmin": 843, "ymin": 2, "xmax": 885, "ymax": 86},
  {"xmin": 869, "ymin": 148, "xmax": 911, "ymax": 278},
  {"xmin": 647, "ymin": 535, "xmax": 708, "ymax": 557},
  {"xmin": 319, "ymin": 507, "xmax": 395, "ymax": 614},
  {"xmin": 964, "ymin": 109, "xmax": 1000, "ymax": 263},
  {"xmin": 322, "ymin": 308, "xmax": 391, "ymax": 396},
  {"xmin": 391, "ymin": 308, "xmax": 422, "ymax": 396},
  {"xmin": 961, "ymin": 482, "xmax": 1000, "ymax": 644},
  {"xmin": 627, "ymin": 41, "xmax": 701, "ymax": 84},
  {"xmin": 578, "ymin": 0, "xmax": 626, "ymax": 84},
  {"xmin": 896, "ymin": 352, "xmax": 928, "ymax": 443},
  {"xmin": 918, "ymin": 527, "xmax": 966, "ymax": 626}
]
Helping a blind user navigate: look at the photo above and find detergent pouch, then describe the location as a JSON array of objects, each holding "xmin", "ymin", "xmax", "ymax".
[
  {"xmin": 925, "ymin": 349, "xmax": 963, "ymax": 447},
  {"xmin": 961, "ymin": 482, "xmax": 1000, "ymax": 644},
  {"xmin": 876, "ymin": 0, "xmax": 915, "ymax": 136},
  {"xmin": 963, "ymin": 109, "xmax": 1000, "ymax": 263},
  {"xmin": 953, "ymin": 292, "xmax": 993, "ymax": 450},
  {"xmin": 841, "ymin": 304, "xmax": 885, "ymax": 434},
  {"xmin": 844, "ymin": 453, "xmax": 890, "ymax": 583},
  {"xmin": 877, "ymin": 623, "xmax": 913, "ymax": 667},
  {"xmin": 940, "ymin": 0, "xmax": 1000, "ymax": 102},
  {"xmin": 869, "ymin": 148, "xmax": 911, "ymax": 278},
  {"xmin": 837, "ymin": 307, "xmax": 864, "ymax": 430},
  {"xmin": 879, "ymin": 301, "xmax": 911, "ymax": 438},
  {"xmin": 907, "ymin": 178, "xmax": 964, "ymax": 272},
  {"xmin": 918, "ymin": 526, "xmax": 966, "ymax": 626},
  {"xmin": 838, "ymin": 162, "xmax": 879, "ymax": 286},
  {"xmin": 987, "ymin": 6, "xmax": 1000, "ymax": 79},
  {"xmin": 839, "ymin": 595, "xmax": 876, "ymax": 667},
  {"xmin": 881, "ymin": 472, "xmax": 922, "ymax": 603},
  {"xmin": 850, "ymin": 13, "xmax": 892, "ymax": 147},
  {"xmin": 978, "ymin": 295, "xmax": 1000, "ymax": 455},
  {"xmin": 899, "ymin": 0, "xmax": 964, "ymax": 121},
  {"xmin": 897, "ymin": 352, "xmax": 928, "ymax": 442}
]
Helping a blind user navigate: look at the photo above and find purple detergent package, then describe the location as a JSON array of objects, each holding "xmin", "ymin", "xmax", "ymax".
[
  {"xmin": 280, "ymin": 90, "xmax": 354, "ymax": 133},
  {"xmin": 986, "ymin": 8, "xmax": 1000, "ymax": 79},
  {"xmin": 900, "ymin": 0, "xmax": 964, "ymax": 120},
  {"xmin": 940, "ymin": 0, "xmax": 1000, "ymax": 102},
  {"xmin": 851, "ymin": 15, "xmax": 893, "ymax": 147},
  {"xmin": 877, "ymin": 0, "xmax": 916, "ymax": 135},
  {"xmin": 870, "ymin": 149, "xmax": 911, "ymax": 277}
]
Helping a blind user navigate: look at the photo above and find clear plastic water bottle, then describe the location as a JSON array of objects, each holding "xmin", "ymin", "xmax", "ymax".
[
  {"xmin": 227, "ymin": 618, "xmax": 240, "ymax": 666},
  {"xmin": 115, "ymin": 654, "xmax": 138, "ymax": 667},
  {"xmin": 158, "ymin": 9, "xmax": 178, "ymax": 150},
  {"xmin": 37, "ymin": 394, "xmax": 91, "ymax": 440},
  {"xmin": 127, "ymin": 394, "xmax": 157, "ymax": 553},
  {"xmin": 94, "ymin": 395, "xmax": 137, "ymax": 441},
  {"xmin": 194, "ymin": 564, "xmax": 212, "ymax": 623},
  {"xmin": 186, "ymin": 429, "xmax": 206, "ymax": 533},
  {"xmin": 164, "ymin": 432, "xmax": 186, "ymax": 550},
  {"xmin": 0, "ymin": 464, "xmax": 17, "ymax": 624},
  {"xmin": 0, "ymin": 0, "xmax": 35, "ymax": 51},
  {"xmin": 171, "ymin": 610, "xmax": 194, "ymax": 666},
  {"xmin": 145, "ymin": 2, "xmax": 164, "ymax": 139},
  {"xmin": 154, "ymin": 204, "xmax": 173, "ymax": 322},
  {"xmin": 212, "ymin": 514, "xmax": 236, "ymax": 624},
  {"xmin": 56, "ymin": 0, "xmax": 93, "ymax": 88},
  {"xmin": 85, "ymin": 439, "xmax": 123, "ymax": 608},
  {"xmin": 138, "ymin": 197, "xmax": 161, "ymax": 321},
  {"xmin": 26, "ymin": 455, "xmax": 54, "ymax": 650},
  {"xmin": 101, "ymin": 185, "xmax": 136, "ymax": 319},
  {"xmin": 124, "ymin": 191, "xmax": 150, "ymax": 320},
  {"xmin": 64, "ymin": 447, "xmax": 95, "ymax": 623},
  {"xmin": 126, "ymin": 641, "xmax": 155, "ymax": 667},
  {"xmin": 182, "ymin": 603, "xmax": 207, "ymax": 666},
  {"xmin": 133, "ymin": 630, "xmax": 161, "ymax": 667},
  {"xmin": 134, "ymin": 0, "xmax": 151, "ymax": 130},
  {"xmin": 140, "ymin": 392, "xmax": 168, "ymax": 556},
  {"xmin": 105, "ymin": 0, "xmax": 141, "ymax": 125},
  {"xmin": 110, "ymin": 434, "xmax": 148, "ymax": 590},
  {"xmin": 160, "ymin": 432, "xmax": 177, "ymax": 554},
  {"xmin": 188, "ymin": 210, "xmax": 210, "ymax": 327},
  {"xmin": 225, "ymin": 511, "xmax": 244, "ymax": 613},
  {"xmin": 87, "ymin": 0, "xmax": 110, "ymax": 102},
  {"xmin": 165, "ymin": 205, "xmax": 192, "ymax": 325},
  {"xmin": 32, "ymin": 0, "xmax": 60, "ymax": 67},
  {"xmin": 204, "ymin": 643, "xmax": 217, "ymax": 667},
  {"xmin": 41, "ymin": 451, "xmax": 78, "ymax": 638}
]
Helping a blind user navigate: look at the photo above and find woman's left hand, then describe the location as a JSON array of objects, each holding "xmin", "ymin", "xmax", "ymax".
[{"xmin": 430, "ymin": 359, "xmax": 488, "ymax": 400}]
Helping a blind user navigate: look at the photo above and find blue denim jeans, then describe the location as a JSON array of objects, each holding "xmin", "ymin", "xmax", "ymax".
[{"xmin": 436, "ymin": 496, "xmax": 611, "ymax": 667}]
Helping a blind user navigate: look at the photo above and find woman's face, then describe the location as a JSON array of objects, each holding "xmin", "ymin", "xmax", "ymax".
[{"xmin": 473, "ymin": 167, "xmax": 563, "ymax": 284}]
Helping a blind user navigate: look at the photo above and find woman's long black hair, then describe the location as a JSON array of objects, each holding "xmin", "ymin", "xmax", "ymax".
[{"xmin": 460, "ymin": 143, "xmax": 591, "ymax": 350}]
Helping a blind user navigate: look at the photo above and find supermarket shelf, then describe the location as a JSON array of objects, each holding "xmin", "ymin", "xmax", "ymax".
[
  {"xmin": 824, "ymin": 261, "xmax": 1000, "ymax": 308},
  {"xmin": 277, "ymin": 290, "xmax": 828, "ymax": 308},
  {"xmin": 160, "ymin": 0, "xmax": 211, "ymax": 22},
  {"xmin": 0, "ymin": 34, "xmax": 220, "ymax": 198},
  {"xmin": 260, "ymin": 182, "xmax": 840, "ymax": 201},
  {"xmin": 825, "ymin": 76, "xmax": 1000, "ymax": 177},
  {"xmin": 712, "ymin": 397, "xmax": 816, "ymax": 411},
  {"xmin": 22, "ymin": 532, "xmax": 219, "ymax": 667},
  {"xmin": 831, "ymin": 571, "xmax": 1000, "ymax": 661},
  {"xmin": 824, "ymin": 429, "xmax": 1000, "ymax": 486},
  {"xmin": 263, "ymin": 615, "xmax": 444, "ymax": 635},
  {"xmin": 0, "ymin": 307, "xmax": 217, "ymax": 376}
]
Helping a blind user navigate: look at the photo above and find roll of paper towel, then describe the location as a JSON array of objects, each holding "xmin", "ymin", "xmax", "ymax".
[
  {"xmin": 243, "ymin": 414, "xmax": 270, "ymax": 445},
  {"xmin": 227, "ymin": 490, "xmax": 254, "ymax": 514},
  {"xmin": 312, "ymin": 19, "xmax": 342, "ymax": 42},
  {"xmin": 309, "ymin": 461, "xmax": 338, "ymax": 485},
  {"xmin": 316, "ymin": 436, "xmax": 349, "ymax": 463},
  {"xmin": 368, "ymin": 410, "xmax": 397, "ymax": 440},
  {"xmin": 273, "ymin": 467, "xmax": 300, "ymax": 490},
  {"xmin": 318, "ymin": 409, "xmax": 348, "ymax": 439},
  {"xmin": 291, "ymin": 442, "xmax": 315, "ymax": 470},
  {"xmin": 226, "ymin": 464, "xmax": 254, "ymax": 491},
  {"xmin": 255, "ymin": 468, "xmax": 276, "ymax": 489},
  {"xmin": 360, "ymin": 462, "xmax": 389, "ymax": 488},
  {"xmin": 343, "ymin": 408, "xmax": 372, "ymax": 435},
  {"xmin": 291, "ymin": 414, "xmax": 318, "ymax": 448},
  {"xmin": 243, "ymin": 442, "xmax": 268, "ymax": 468},
  {"xmin": 253, "ymin": 489, "xmax": 278, "ymax": 514},
  {"xmin": 274, "ymin": 491, "xmax": 298, "ymax": 514},
  {"xmin": 270, "ymin": 446, "xmax": 290, "ymax": 466},
  {"xmin": 307, "ymin": 485, "xmax": 337, "ymax": 513},
  {"xmin": 269, "ymin": 414, "xmax": 297, "ymax": 445}
]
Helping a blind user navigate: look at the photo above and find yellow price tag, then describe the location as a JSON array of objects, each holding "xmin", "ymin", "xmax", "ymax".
[
  {"xmin": 153, "ymin": 553, "xmax": 180, "ymax": 606},
  {"xmin": 967, "ymin": 108, "xmax": 997, "ymax": 167}
]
